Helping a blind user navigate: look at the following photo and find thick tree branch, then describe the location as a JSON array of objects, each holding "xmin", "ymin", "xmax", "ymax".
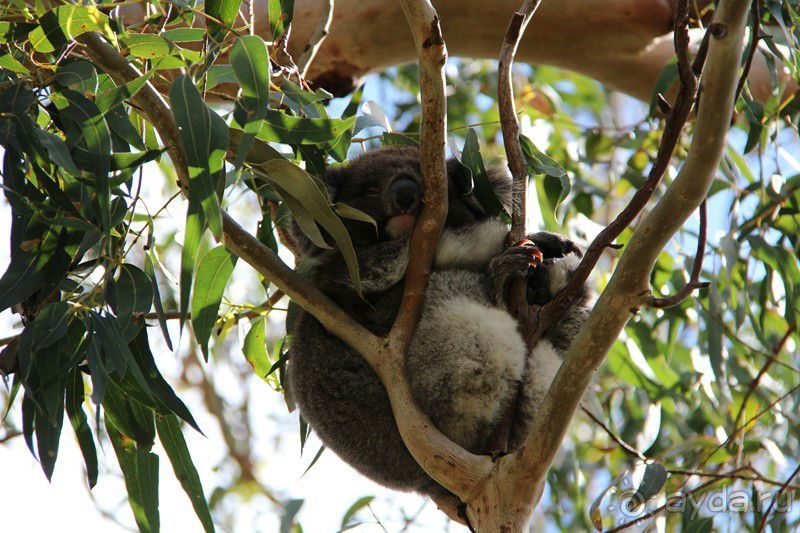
[
  {"xmin": 382, "ymin": 0, "xmax": 494, "ymax": 499},
  {"xmin": 504, "ymin": 0, "xmax": 750, "ymax": 501}
]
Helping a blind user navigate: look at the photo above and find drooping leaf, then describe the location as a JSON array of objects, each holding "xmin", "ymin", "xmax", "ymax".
[
  {"xmin": 144, "ymin": 254, "xmax": 173, "ymax": 351},
  {"xmin": 191, "ymin": 246, "xmax": 238, "ymax": 359},
  {"xmin": 180, "ymin": 200, "xmax": 206, "ymax": 329},
  {"xmin": 269, "ymin": 0, "xmax": 295, "ymax": 39},
  {"xmin": 29, "ymin": 6, "xmax": 112, "ymax": 53},
  {"xmin": 461, "ymin": 128, "xmax": 509, "ymax": 221},
  {"xmin": 340, "ymin": 496, "xmax": 375, "ymax": 530},
  {"xmin": 230, "ymin": 35, "xmax": 270, "ymax": 170},
  {"xmin": 156, "ymin": 415, "xmax": 215, "ymax": 533},
  {"xmin": 256, "ymin": 110, "xmax": 356, "ymax": 147},
  {"xmin": 169, "ymin": 75, "xmax": 226, "ymax": 240},
  {"xmin": 65, "ymin": 368, "xmax": 98, "ymax": 488},
  {"xmin": 520, "ymin": 134, "xmax": 570, "ymax": 212},
  {"xmin": 243, "ymin": 318, "xmax": 270, "ymax": 380},
  {"xmin": 107, "ymin": 419, "xmax": 160, "ymax": 533},
  {"xmin": 251, "ymin": 159, "xmax": 362, "ymax": 292},
  {"xmin": 59, "ymin": 89, "xmax": 112, "ymax": 232},
  {"xmin": 108, "ymin": 263, "xmax": 153, "ymax": 341}
]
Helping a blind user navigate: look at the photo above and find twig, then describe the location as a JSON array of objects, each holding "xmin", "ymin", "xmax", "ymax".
[
  {"xmin": 581, "ymin": 406, "xmax": 648, "ymax": 462},
  {"xmin": 605, "ymin": 468, "xmax": 748, "ymax": 532},
  {"xmin": 297, "ymin": 0, "xmax": 334, "ymax": 78},
  {"xmin": 498, "ymin": 0, "xmax": 543, "ymax": 243},
  {"xmin": 757, "ymin": 462, "xmax": 800, "ymax": 532},
  {"xmin": 644, "ymin": 199, "xmax": 709, "ymax": 308},
  {"xmin": 735, "ymin": 0, "xmax": 761, "ymax": 101}
]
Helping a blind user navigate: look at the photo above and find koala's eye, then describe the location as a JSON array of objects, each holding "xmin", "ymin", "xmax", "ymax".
[{"xmin": 366, "ymin": 187, "xmax": 381, "ymax": 195}]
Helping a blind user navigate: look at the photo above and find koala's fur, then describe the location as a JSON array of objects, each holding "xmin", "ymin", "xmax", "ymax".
[{"xmin": 285, "ymin": 146, "xmax": 592, "ymax": 498}]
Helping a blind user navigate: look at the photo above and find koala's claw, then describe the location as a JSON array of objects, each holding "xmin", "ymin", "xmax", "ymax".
[{"xmin": 514, "ymin": 239, "xmax": 544, "ymax": 268}]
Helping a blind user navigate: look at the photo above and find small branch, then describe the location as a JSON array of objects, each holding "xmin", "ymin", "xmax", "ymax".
[
  {"xmin": 505, "ymin": 0, "xmax": 751, "ymax": 501},
  {"xmin": 297, "ymin": 0, "xmax": 334, "ymax": 78},
  {"xmin": 487, "ymin": 0, "xmax": 544, "ymax": 457},
  {"xmin": 498, "ymin": 0, "xmax": 543, "ymax": 243},
  {"xmin": 734, "ymin": 0, "xmax": 761, "ymax": 101},
  {"xmin": 606, "ymin": 468, "xmax": 748, "ymax": 532},
  {"xmin": 581, "ymin": 406, "xmax": 647, "ymax": 462},
  {"xmin": 757, "ymin": 462, "xmax": 800, "ymax": 532},
  {"xmin": 643, "ymin": 199, "xmax": 709, "ymax": 308}
]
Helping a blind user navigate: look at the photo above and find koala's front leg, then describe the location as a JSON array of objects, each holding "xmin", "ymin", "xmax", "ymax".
[{"xmin": 487, "ymin": 242, "xmax": 543, "ymax": 310}]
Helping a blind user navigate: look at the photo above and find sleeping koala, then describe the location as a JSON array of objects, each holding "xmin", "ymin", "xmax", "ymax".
[{"xmin": 284, "ymin": 146, "xmax": 591, "ymax": 498}]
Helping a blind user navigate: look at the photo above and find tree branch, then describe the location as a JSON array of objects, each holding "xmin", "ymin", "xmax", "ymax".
[
  {"xmin": 498, "ymin": 0, "xmax": 543, "ymax": 243},
  {"xmin": 78, "ymin": 20, "xmax": 492, "ymax": 502},
  {"xmin": 643, "ymin": 199, "xmax": 709, "ymax": 308},
  {"xmin": 504, "ymin": 0, "xmax": 750, "ymax": 499}
]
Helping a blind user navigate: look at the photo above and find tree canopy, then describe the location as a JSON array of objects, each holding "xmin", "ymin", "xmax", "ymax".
[{"xmin": 1, "ymin": 0, "xmax": 799, "ymax": 531}]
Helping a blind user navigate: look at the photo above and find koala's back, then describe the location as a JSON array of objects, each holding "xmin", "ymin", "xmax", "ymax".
[{"xmin": 286, "ymin": 308, "xmax": 434, "ymax": 493}]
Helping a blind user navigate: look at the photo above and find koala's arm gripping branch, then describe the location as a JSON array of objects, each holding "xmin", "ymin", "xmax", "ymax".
[{"xmin": 504, "ymin": 0, "xmax": 750, "ymax": 500}]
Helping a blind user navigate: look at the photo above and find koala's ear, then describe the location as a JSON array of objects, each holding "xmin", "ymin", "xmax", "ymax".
[
  {"xmin": 321, "ymin": 165, "xmax": 343, "ymax": 202},
  {"xmin": 446, "ymin": 158, "xmax": 474, "ymax": 195},
  {"xmin": 486, "ymin": 168, "xmax": 512, "ymax": 213}
]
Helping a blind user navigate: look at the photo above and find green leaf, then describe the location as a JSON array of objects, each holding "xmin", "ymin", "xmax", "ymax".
[
  {"xmin": 55, "ymin": 60, "xmax": 98, "ymax": 93},
  {"xmin": 103, "ymin": 380, "xmax": 156, "ymax": 448},
  {"xmin": 128, "ymin": 328, "xmax": 200, "ymax": 432},
  {"xmin": 95, "ymin": 73, "xmax": 153, "ymax": 115},
  {"xmin": 169, "ymin": 75, "xmax": 226, "ymax": 240},
  {"xmin": 29, "ymin": 6, "xmax": 111, "ymax": 52},
  {"xmin": 301, "ymin": 444, "xmax": 325, "ymax": 477},
  {"xmin": 108, "ymin": 263, "xmax": 153, "ymax": 341},
  {"xmin": 340, "ymin": 495, "xmax": 375, "ymax": 529},
  {"xmin": 243, "ymin": 317, "xmax": 271, "ymax": 380},
  {"xmin": 380, "ymin": 131, "xmax": 418, "ymax": 147},
  {"xmin": 520, "ymin": 134, "xmax": 570, "ymax": 211},
  {"xmin": 461, "ymin": 128, "xmax": 509, "ymax": 221},
  {"xmin": 162, "ymin": 28, "xmax": 207, "ymax": 43},
  {"xmin": 35, "ymin": 129, "xmax": 80, "ymax": 175},
  {"xmin": 121, "ymin": 34, "xmax": 176, "ymax": 59},
  {"xmin": 107, "ymin": 419, "xmax": 160, "ymax": 533},
  {"xmin": 269, "ymin": 0, "xmax": 295, "ymax": 38},
  {"xmin": 257, "ymin": 110, "xmax": 356, "ymax": 146},
  {"xmin": 33, "ymin": 378, "xmax": 66, "ymax": 480},
  {"xmin": 333, "ymin": 203, "xmax": 377, "ymax": 230},
  {"xmin": 0, "ymin": 227, "xmax": 71, "ymax": 313},
  {"xmin": 180, "ymin": 200, "xmax": 206, "ymax": 329},
  {"xmin": 205, "ymin": 0, "xmax": 243, "ymax": 40},
  {"xmin": 230, "ymin": 36, "xmax": 270, "ymax": 170},
  {"xmin": 251, "ymin": 159, "xmax": 362, "ymax": 292},
  {"xmin": 156, "ymin": 415, "xmax": 215, "ymax": 533},
  {"xmin": 144, "ymin": 254, "xmax": 173, "ymax": 351},
  {"xmin": 59, "ymin": 89, "xmax": 112, "ymax": 232},
  {"xmin": 65, "ymin": 368, "xmax": 98, "ymax": 488},
  {"xmin": 279, "ymin": 498, "xmax": 303, "ymax": 533},
  {"xmin": 191, "ymin": 246, "xmax": 238, "ymax": 359}
]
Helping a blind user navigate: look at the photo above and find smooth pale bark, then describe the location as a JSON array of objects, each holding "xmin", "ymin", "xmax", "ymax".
[{"xmin": 122, "ymin": 0, "xmax": 795, "ymax": 102}]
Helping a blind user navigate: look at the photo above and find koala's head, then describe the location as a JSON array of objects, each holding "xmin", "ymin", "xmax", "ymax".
[{"xmin": 291, "ymin": 146, "xmax": 510, "ymax": 256}]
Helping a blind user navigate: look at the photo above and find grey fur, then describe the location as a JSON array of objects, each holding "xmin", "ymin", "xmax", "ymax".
[{"xmin": 284, "ymin": 147, "xmax": 592, "ymax": 498}]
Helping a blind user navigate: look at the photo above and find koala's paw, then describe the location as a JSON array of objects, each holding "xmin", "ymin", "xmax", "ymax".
[
  {"xmin": 525, "ymin": 232, "xmax": 582, "ymax": 305},
  {"xmin": 488, "ymin": 244, "xmax": 543, "ymax": 307}
]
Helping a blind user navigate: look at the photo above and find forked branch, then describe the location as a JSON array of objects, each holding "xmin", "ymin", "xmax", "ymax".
[{"xmin": 506, "ymin": 0, "xmax": 751, "ymax": 501}]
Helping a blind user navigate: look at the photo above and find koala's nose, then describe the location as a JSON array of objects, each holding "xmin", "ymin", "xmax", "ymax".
[{"xmin": 388, "ymin": 176, "xmax": 421, "ymax": 212}]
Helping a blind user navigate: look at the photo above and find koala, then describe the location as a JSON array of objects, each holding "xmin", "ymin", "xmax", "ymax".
[{"xmin": 284, "ymin": 146, "xmax": 591, "ymax": 499}]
